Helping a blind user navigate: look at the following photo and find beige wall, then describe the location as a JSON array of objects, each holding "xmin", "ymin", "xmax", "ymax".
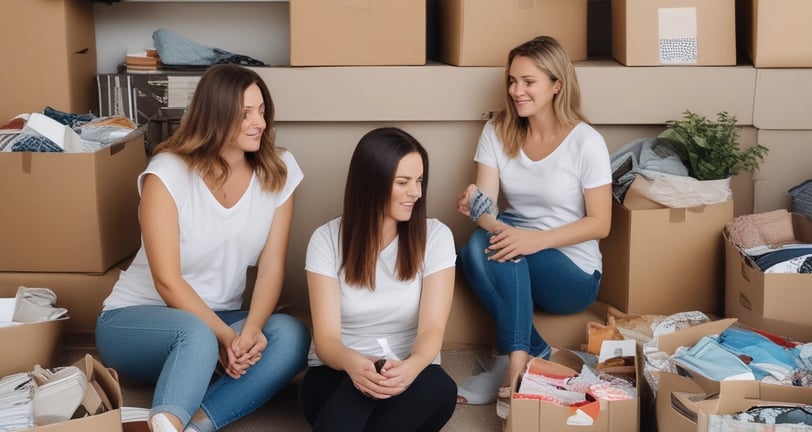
[{"xmin": 274, "ymin": 122, "xmax": 757, "ymax": 313}]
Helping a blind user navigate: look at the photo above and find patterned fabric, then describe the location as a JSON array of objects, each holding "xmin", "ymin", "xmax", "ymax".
[
  {"xmin": 468, "ymin": 187, "xmax": 497, "ymax": 222},
  {"xmin": 10, "ymin": 133, "xmax": 63, "ymax": 152}
]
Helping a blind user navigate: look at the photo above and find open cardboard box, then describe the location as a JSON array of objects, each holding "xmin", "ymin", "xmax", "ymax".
[
  {"xmin": 28, "ymin": 354, "xmax": 123, "ymax": 432},
  {"xmin": 724, "ymin": 212, "xmax": 812, "ymax": 341},
  {"xmin": 507, "ymin": 347, "xmax": 639, "ymax": 432},
  {"xmin": 654, "ymin": 318, "xmax": 812, "ymax": 432}
]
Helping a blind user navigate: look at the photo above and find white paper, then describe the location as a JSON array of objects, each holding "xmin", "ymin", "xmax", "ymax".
[
  {"xmin": 658, "ymin": 7, "xmax": 698, "ymax": 64},
  {"xmin": 25, "ymin": 113, "xmax": 83, "ymax": 152},
  {"xmin": 598, "ymin": 339, "xmax": 637, "ymax": 363},
  {"xmin": 0, "ymin": 298, "xmax": 16, "ymax": 322}
]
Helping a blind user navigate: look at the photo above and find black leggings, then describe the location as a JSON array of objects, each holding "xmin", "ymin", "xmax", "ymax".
[{"xmin": 298, "ymin": 364, "xmax": 457, "ymax": 432}]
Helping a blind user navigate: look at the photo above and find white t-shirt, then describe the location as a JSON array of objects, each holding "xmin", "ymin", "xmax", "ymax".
[
  {"xmin": 474, "ymin": 120, "xmax": 611, "ymax": 273},
  {"xmin": 103, "ymin": 151, "xmax": 303, "ymax": 311},
  {"xmin": 305, "ymin": 217, "xmax": 456, "ymax": 367}
]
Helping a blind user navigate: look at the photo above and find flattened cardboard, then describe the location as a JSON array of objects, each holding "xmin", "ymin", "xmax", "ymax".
[
  {"xmin": 290, "ymin": 1, "xmax": 425, "ymax": 66},
  {"xmin": 0, "ymin": 133, "xmax": 145, "ymax": 273},
  {"xmin": 438, "ymin": 0, "xmax": 587, "ymax": 66},
  {"xmin": 598, "ymin": 200, "xmax": 733, "ymax": 315},
  {"xmin": 753, "ymin": 70, "xmax": 812, "ymax": 130},
  {"xmin": 611, "ymin": 0, "xmax": 736, "ymax": 66}
]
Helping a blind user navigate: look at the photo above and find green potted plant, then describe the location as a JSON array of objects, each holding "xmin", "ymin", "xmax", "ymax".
[{"xmin": 658, "ymin": 110, "xmax": 768, "ymax": 181}]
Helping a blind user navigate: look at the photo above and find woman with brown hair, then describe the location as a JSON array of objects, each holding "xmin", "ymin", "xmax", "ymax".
[{"xmin": 96, "ymin": 64, "xmax": 310, "ymax": 432}]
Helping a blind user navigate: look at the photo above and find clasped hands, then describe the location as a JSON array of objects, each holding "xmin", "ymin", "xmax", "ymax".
[
  {"xmin": 219, "ymin": 326, "xmax": 266, "ymax": 379},
  {"xmin": 349, "ymin": 357, "xmax": 418, "ymax": 400}
]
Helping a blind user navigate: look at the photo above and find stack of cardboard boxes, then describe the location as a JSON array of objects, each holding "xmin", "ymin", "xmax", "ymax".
[{"xmin": 0, "ymin": 130, "xmax": 145, "ymax": 429}]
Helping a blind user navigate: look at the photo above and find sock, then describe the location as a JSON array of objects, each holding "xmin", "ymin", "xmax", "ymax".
[
  {"xmin": 184, "ymin": 411, "xmax": 214, "ymax": 432},
  {"xmin": 457, "ymin": 354, "xmax": 509, "ymax": 405}
]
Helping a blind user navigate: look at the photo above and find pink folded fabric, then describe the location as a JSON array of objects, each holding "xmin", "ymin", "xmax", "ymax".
[{"xmin": 725, "ymin": 209, "xmax": 795, "ymax": 249}]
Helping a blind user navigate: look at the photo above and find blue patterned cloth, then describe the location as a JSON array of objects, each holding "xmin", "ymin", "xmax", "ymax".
[{"xmin": 10, "ymin": 133, "xmax": 63, "ymax": 152}]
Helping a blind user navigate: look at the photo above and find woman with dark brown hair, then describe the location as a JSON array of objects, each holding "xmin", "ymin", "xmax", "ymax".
[{"xmin": 299, "ymin": 127, "xmax": 457, "ymax": 431}]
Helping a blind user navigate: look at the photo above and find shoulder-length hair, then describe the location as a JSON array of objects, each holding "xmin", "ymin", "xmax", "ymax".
[
  {"xmin": 494, "ymin": 35, "xmax": 589, "ymax": 158},
  {"xmin": 152, "ymin": 64, "xmax": 287, "ymax": 192},
  {"xmin": 341, "ymin": 127, "xmax": 428, "ymax": 289}
]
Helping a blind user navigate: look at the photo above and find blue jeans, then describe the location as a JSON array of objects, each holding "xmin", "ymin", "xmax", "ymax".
[
  {"xmin": 96, "ymin": 306, "xmax": 310, "ymax": 430},
  {"xmin": 459, "ymin": 223, "xmax": 600, "ymax": 357}
]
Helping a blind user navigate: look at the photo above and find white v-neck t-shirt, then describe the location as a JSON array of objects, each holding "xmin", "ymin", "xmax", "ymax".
[
  {"xmin": 103, "ymin": 151, "xmax": 303, "ymax": 312},
  {"xmin": 305, "ymin": 217, "xmax": 456, "ymax": 366},
  {"xmin": 474, "ymin": 120, "xmax": 611, "ymax": 273}
]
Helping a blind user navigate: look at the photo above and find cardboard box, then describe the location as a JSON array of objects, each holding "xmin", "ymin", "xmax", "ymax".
[
  {"xmin": 0, "ymin": 133, "xmax": 146, "ymax": 273},
  {"xmin": 29, "ymin": 354, "xmax": 123, "ymax": 432},
  {"xmin": 696, "ymin": 380, "xmax": 812, "ymax": 431},
  {"xmin": 0, "ymin": 0, "xmax": 97, "ymax": 123},
  {"xmin": 654, "ymin": 318, "xmax": 812, "ymax": 432},
  {"xmin": 653, "ymin": 318, "xmax": 737, "ymax": 432},
  {"xmin": 598, "ymin": 199, "xmax": 733, "ymax": 316},
  {"xmin": 753, "ymin": 70, "xmax": 812, "ymax": 130},
  {"xmin": 289, "ymin": 0, "xmax": 425, "ymax": 66},
  {"xmin": 611, "ymin": 0, "xmax": 736, "ymax": 66},
  {"xmin": 0, "ymin": 318, "xmax": 64, "ymax": 377},
  {"xmin": 724, "ymin": 213, "xmax": 812, "ymax": 341},
  {"xmin": 438, "ymin": 0, "xmax": 587, "ymax": 66},
  {"xmin": 737, "ymin": 0, "xmax": 812, "ymax": 68},
  {"xmin": 0, "ymin": 257, "xmax": 130, "ymax": 336},
  {"xmin": 507, "ymin": 348, "xmax": 639, "ymax": 432}
]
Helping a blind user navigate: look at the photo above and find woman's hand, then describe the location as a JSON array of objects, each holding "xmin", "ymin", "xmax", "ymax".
[
  {"xmin": 345, "ymin": 357, "xmax": 397, "ymax": 399},
  {"xmin": 374, "ymin": 358, "xmax": 419, "ymax": 398},
  {"xmin": 231, "ymin": 326, "xmax": 266, "ymax": 369},
  {"xmin": 485, "ymin": 226, "xmax": 541, "ymax": 262},
  {"xmin": 217, "ymin": 327, "xmax": 266, "ymax": 379},
  {"xmin": 456, "ymin": 184, "xmax": 477, "ymax": 217}
]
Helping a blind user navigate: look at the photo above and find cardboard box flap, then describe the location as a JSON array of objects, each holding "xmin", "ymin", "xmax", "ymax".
[
  {"xmin": 656, "ymin": 318, "xmax": 736, "ymax": 354},
  {"xmin": 695, "ymin": 380, "xmax": 812, "ymax": 430},
  {"xmin": 669, "ymin": 390, "xmax": 719, "ymax": 424},
  {"xmin": 73, "ymin": 353, "xmax": 122, "ymax": 411}
]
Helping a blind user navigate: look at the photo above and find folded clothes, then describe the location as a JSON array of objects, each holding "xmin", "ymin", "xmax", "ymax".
[{"xmin": 153, "ymin": 28, "xmax": 265, "ymax": 67}]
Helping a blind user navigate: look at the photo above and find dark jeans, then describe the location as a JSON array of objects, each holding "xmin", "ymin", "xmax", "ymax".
[{"xmin": 299, "ymin": 364, "xmax": 456, "ymax": 432}]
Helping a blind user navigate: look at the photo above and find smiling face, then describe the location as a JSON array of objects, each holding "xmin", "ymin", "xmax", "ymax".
[
  {"xmin": 384, "ymin": 151, "xmax": 424, "ymax": 224},
  {"xmin": 508, "ymin": 55, "xmax": 561, "ymax": 119},
  {"xmin": 228, "ymin": 83, "xmax": 266, "ymax": 154}
]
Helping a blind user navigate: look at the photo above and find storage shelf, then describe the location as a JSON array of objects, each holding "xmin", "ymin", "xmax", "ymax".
[{"xmin": 253, "ymin": 60, "xmax": 757, "ymax": 125}]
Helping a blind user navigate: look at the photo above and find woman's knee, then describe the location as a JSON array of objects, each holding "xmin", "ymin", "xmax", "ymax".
[
  {"xmin": 265, "ymin": 313, "xmax": 311, "ymax": 354},
  {"xmin": 459, "ymin": 229, "xmax": 490, "ymax": 275}
]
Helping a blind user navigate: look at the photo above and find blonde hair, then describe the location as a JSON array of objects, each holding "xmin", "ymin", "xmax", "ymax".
[{"xmin": 494, "ymin": 36, "xmax": 588, "ymax": 158}]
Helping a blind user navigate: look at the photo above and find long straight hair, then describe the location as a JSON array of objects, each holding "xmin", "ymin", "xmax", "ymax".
[
  {"xmin": 494, "ymin": 35, "xmax": 588, "ymax": 158},
  {"xmin": 153, "ymin": 64, "xmax": 287, "ymax": 192},
  {"xmin": 341, "ymin": 127, "xmax": 429, "ymax": 289}
]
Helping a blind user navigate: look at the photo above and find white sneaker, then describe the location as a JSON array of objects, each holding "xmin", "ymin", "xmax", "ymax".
[
  {"xmin": 457, "ymin": 355, "xmax": 509, "ymax": 405},
  {"xmin": 149, "ymin": 413, "xmax": 179, "ymax": 432}
]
